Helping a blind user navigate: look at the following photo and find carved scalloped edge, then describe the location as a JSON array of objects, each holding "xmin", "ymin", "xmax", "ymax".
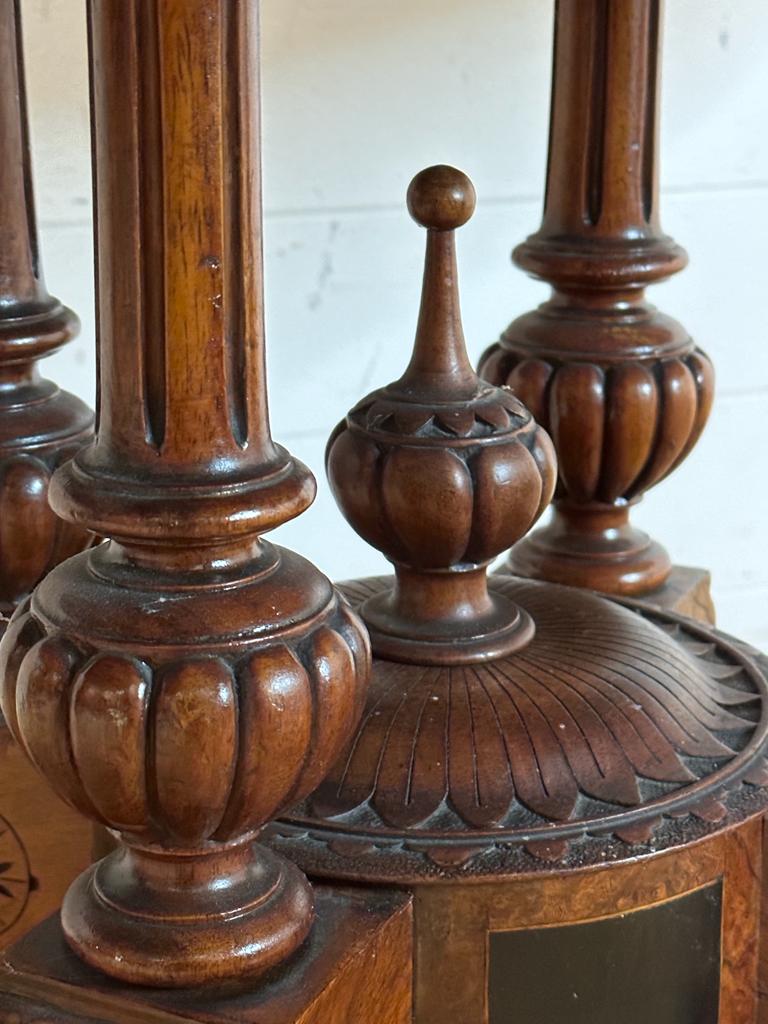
[
  {"xmin": 267, "ymin": 770, "xmax": 768, "ymax": 880},
  {"xmin": 350, "ymin": 386, "xmax": 530, "ymax": 440},
  {"xmin": 269, "ymin": 613, "xmax": 768, "ymax": 880}
]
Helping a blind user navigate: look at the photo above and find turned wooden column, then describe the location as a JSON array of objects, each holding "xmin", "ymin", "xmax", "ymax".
[
  {"xmin": 0, "ymin": 0, "xmax": 94, "ymax": 952},
  {"xmin": 479, "ymin": 0, "xmax": 713, "ymax": 596},
  {"xmin": 0, "ymin": 0, "xmax": 369, "ymax": 988},
  {"xmin": 0, "ymin": 0, "xmax": 93, "ymax": 613}
]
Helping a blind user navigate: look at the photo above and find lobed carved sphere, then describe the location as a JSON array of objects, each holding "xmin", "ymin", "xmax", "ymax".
[
  {"xmin": 0, "ymin": 545, "xmax": 369, "ymax": 849},
  {"xmin": 0, "ymin": 374, "xmax": 93, "ymax": 612},
  {"xmin": 479, "ymin": 347, "xmax": 714, "ymax": 505},
  {"xmin": 327, "ymin": 386, "xmax": 557, "ymax": 571},
  {"xmin": 0, "ymin": 450, "xmax": 91, "ymax": 610}
]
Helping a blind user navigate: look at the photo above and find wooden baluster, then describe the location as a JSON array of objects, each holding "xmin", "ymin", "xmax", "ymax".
[
  {"xmin": 0, "ymin": 0, "xmax": 93, "ymax": 614},
  {"xmin": 0, "ymin": 0, "xmax": 94, "ymax": 954},
  {"xmin": 479, "ymin": 0, "xmax": 714, "ymax": 596},
  {"xmin": 0, "ymin": 0, "xmax": 369, "ymax": 988}
]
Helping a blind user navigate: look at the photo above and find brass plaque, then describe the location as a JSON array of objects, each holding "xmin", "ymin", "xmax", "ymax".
[{"xmin": 488, "ymin": 881, "xmax": 721, "ymax": 1023}]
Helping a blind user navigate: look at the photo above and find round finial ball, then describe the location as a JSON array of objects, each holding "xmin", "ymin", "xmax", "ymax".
[{"xmin": 407, "ymin": 165, "xmax": 476, "ymax": 232}]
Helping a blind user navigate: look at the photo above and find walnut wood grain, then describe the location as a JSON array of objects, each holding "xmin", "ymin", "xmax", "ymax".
[
  {"xmin": 0, "ymin": 0, "xmax": 93, "ymax": 613},
  {"xmin": 0, "ymin": 0, "xmax": 94, "ymax": 964},
  {"xmin": 645, "ymin": 565, "xmax": 715, "ymax": 624},
  {"xmin": 479, "ymin": 0, "xmax": 712, "ymax": 596},
  {"xmin": 0, "ymin": 888, "xmax": 412, "ymax": 1024},
  {"xmin": 0, "ymin": 0, "xmax": 370, "ymax": 988},
  {"xmin": 276, "ymin": 167, "xmax": 768, "ymax": 889},
  {"xmin": 326, "ymin": 166, "xmax": 556, "ymax": 665}
]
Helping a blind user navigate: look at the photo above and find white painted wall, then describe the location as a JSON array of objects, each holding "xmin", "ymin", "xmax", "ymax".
[{"xmin": 19, "ymin": 0, "xmax": 768, "ymax": 646}]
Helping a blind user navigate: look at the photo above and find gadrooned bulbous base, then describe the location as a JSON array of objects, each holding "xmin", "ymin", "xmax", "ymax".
[
  {"xmin": 504, "ymin": 506, "xmax": 672, "ymax": 596},
  {"xmin": 269, "ymin": 576, "xmax": 768, "ymax": 883},
  {"xmin": 61, "ymin": 842, "xmax": 313, "ymax": 988},
  {"xmin": 0, "ymin": 538, "xmax": 370, "ymax": 985}
]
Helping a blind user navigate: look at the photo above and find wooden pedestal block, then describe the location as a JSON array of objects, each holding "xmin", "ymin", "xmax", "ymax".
[
  {"xmin": 0, "ymin": 887, "xmax": 412, "ymax": 1024},
  {"xmin": 412, "ymin": 823, "xmax": 759, "ymax": 1024},
  {"xmin": 0, "ymin": 718, "xmax": 91, "ymax": 952},
  {"xmin": 640, "ymin": 565, "xmax": 715, "ymax": 625}
]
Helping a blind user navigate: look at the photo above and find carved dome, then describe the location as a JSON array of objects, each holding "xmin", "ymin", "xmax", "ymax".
[
  {"xmin": 270, "ymin": 167, "xmax": 768, "ymax": 883},
  {"xmin": 272, "ymin": 577, "xmax": 768, "ymax": 880}
]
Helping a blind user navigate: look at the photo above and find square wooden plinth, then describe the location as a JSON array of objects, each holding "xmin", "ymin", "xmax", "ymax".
[
  {"xmin": 0, "ymin": 887, "xmax": 412, "ymax": 1024},
  {"xmin": 637, "ymin": 564, "xmax": 714, "ymax": 624},
  {"xmin": 0, "ymin": 719, "xmax": 93, "ymax": 953}
]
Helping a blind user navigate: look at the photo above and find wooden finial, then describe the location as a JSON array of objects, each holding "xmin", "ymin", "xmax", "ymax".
[
  {"xmin": 0, "ymin": 0, "xmax": 369, "ymax": 988},
  {"xmin": 273, "ymin": 166, "xmax": 768, "ymax": 924},
  {"xmin": 327, "ymin": 166, "xmax": 556, "ymax": 664},
  {"xmin": 479, "ymin": 0, "xmax": 713, "ymax": 595},
  {"xmin": 0, "ymin": 0, "xmax": 93, "ymax": 613}
]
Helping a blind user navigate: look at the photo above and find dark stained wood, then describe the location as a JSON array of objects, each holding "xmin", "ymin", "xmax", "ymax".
[
  {"xmin": 479, "ymin": 0, "xmax": 713, "ymax": 596},
  {"xmin": 0, "ymin": 888, "xmax": 413, "ymax": 1024},
  {"xmin": 326, "ymin": 165, "xmax": 556, "ymax": 665},
  {"xmin": 759, "ymin": 816, "xmax": 768, "ymax": 1023},
  {"xmin": 0, "ymin": 0, "xmax": 370, "ymax": 989},
  {"xmin": 0, "ymin": 0, "xmax": 93, "ymax": 614},
  {"xmin": 281, "ymin": 579, "xmax": 768, "ymax": 882}
]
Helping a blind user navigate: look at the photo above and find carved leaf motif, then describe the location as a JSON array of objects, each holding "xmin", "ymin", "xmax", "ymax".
[{"xmin": 311, "ymin": 577, "xmax": 762, "ymax": 834}]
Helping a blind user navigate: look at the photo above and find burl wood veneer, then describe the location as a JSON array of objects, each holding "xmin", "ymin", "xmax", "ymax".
[
  {"xmin": 269, "ymin": 166, "xmax": 768, "ymax": 1023},
  {"xmin": 0, "ymin": 0, "xmax": 372, "ymax": 991},
  {"xmin": 0, "ymin": 0, "xmax": 93, "ymax": 952},
  {"xmin": 0, "ymin": 887, "xmax": 413, "ymax": 1024},
  {"xmin": 479, "ymin": 0, "xmax": 713, "ymax": 598}
]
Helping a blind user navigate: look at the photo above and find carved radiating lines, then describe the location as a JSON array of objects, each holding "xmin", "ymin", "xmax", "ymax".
[{"xmin": 310, "ymin": 576, "xmax": 761, "ymax": 833}]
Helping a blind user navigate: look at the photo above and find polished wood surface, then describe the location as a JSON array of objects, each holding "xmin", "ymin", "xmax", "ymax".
[
  {"xmin": 479, "ymin": 0, "xmax": 713, "ymax": 596},
  {"xmin": 413, "ymin": 822, "xmax": 760, "ymax": 1024},
  {"xmin": 326, "ymin": 165, "xmax": 555, "ymax": 665},
  {"xmin": 0, "ymin": 888, "xmax": 412, "ymax": 1024},
  {"xmin": 0, "ymin": 0, "xmax": 369, "ymax": 988},
  {"xmin": 0, "ymin": 1, "xmax": 763, "ymax": 1019},
  {"xmin": 0, "ymin": 723, "xmax": 91, "ymax": 953},
  {"xmin": 276, "ymin": 167, "xmax": 768, "ymax": 888},
  {"xmin": 0, "ymin": 0, "xmax": 94, "ymax": 957},
  {"xmin": 645, "ymin": 565, "xmax": 715, "ymax": 624},
  {"xmin": 0, "ymin": 0, "xmax": 93, "ymax": 613}
]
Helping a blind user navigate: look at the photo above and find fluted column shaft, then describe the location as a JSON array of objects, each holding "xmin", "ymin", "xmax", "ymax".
[
  {"xmin": 0, "ymin": 0, "xmax": 369, "ymax": 987},
  {"xmin": 480, "ymin": 0, "xmax": 714, "ymax": 596}
]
